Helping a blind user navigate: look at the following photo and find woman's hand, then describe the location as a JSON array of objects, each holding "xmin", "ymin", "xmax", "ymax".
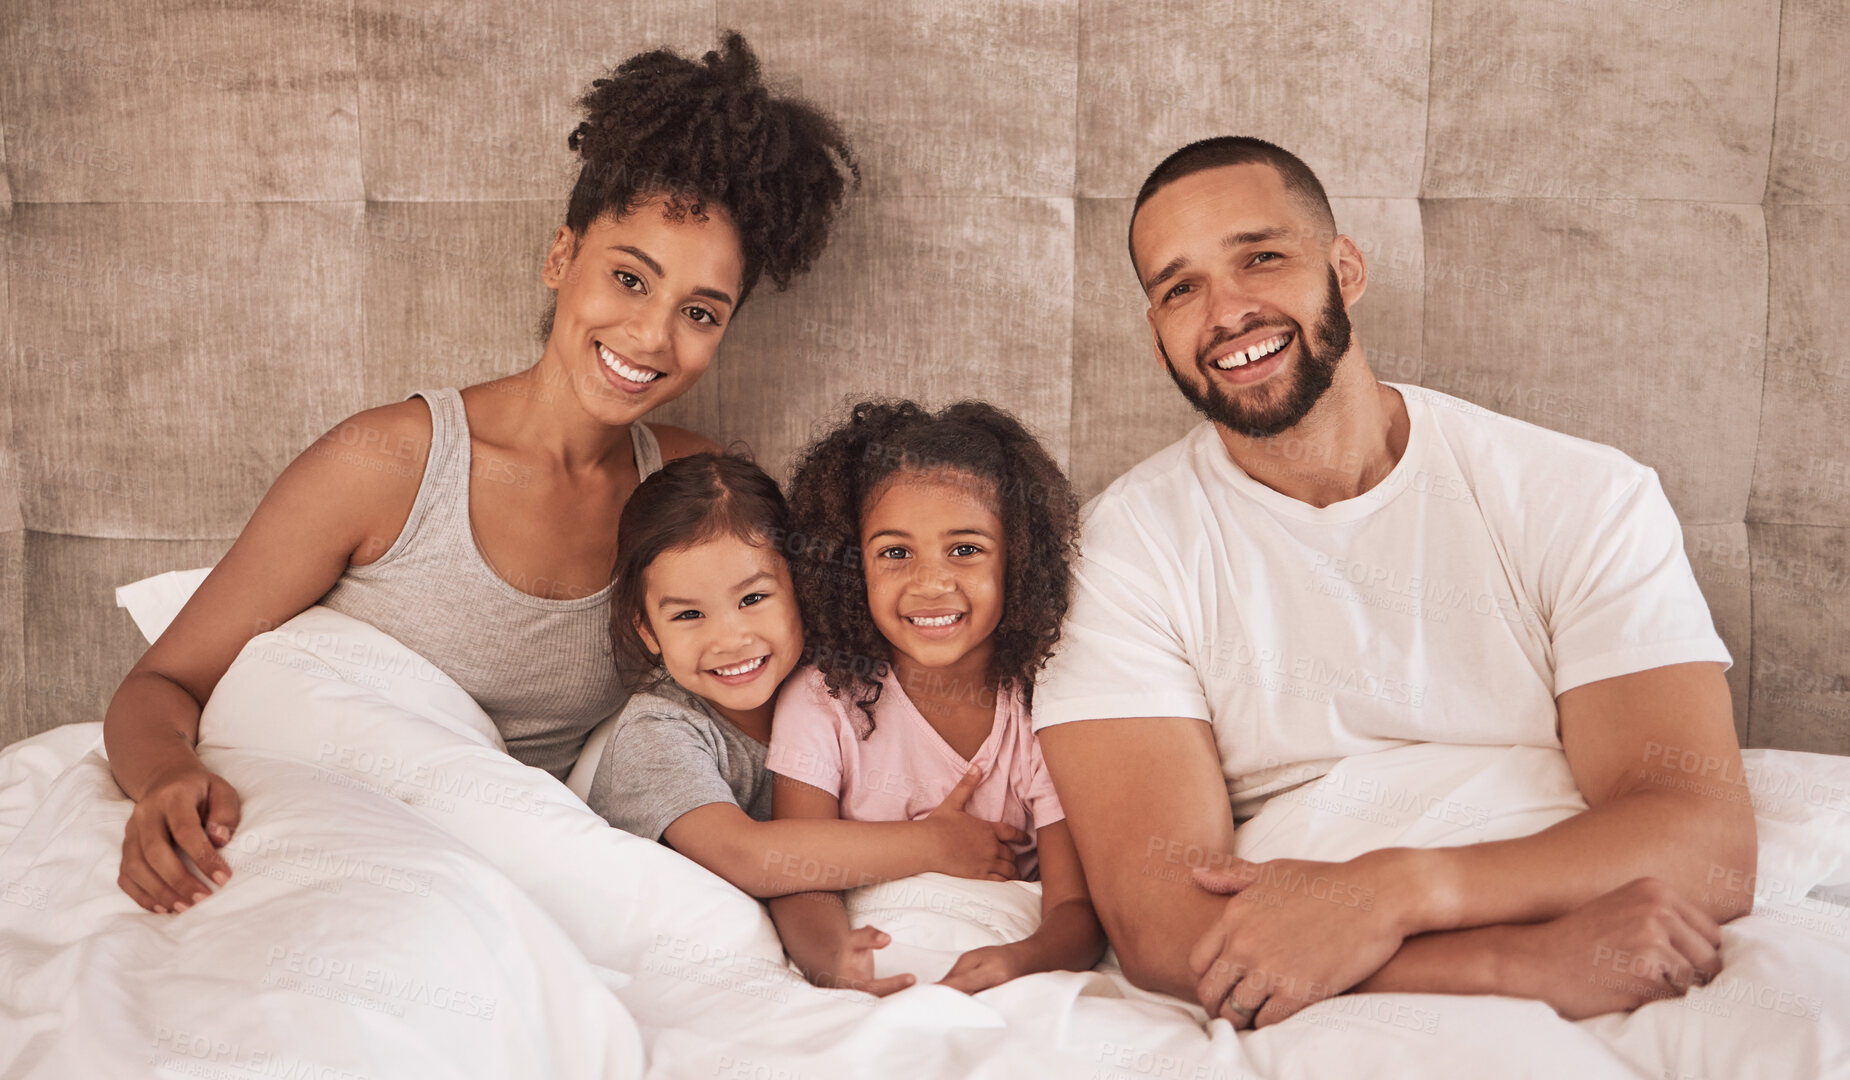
[
  {"xmin": 802, "ymin": 925, "xmax": 915, "ymax": 996},
  {"xmin": 119, "ymin": 764, "xmax": 241, "ymax": 914},
  {"xmin": 938, "ymin": 943, "xmax": 1027, "ymax": 994},
  {"xmin": 923, "ymin": 766, "xmax": 1028, "ymax": 881}
]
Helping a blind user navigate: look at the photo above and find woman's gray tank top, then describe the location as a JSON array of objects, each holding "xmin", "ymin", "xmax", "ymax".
[{"xmin": 318, "ymin": 388, "xmax": 662, "ymax": 779}]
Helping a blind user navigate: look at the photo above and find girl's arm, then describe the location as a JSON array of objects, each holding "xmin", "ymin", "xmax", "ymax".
[
  {"xmin": 939, "ymin": 819, "xmax": 1108, "ymax": 994},
  {"xmin": 759, "ymin": 775, "xmax": 911, "ymax": 994},
  {"xmin": 660, "ymin": 765, "xmax": 1022, "ymax": 897}
]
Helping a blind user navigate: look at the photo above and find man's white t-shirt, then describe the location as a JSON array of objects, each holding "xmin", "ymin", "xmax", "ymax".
[{"xmin": 1033, "ymin": 383, "xmax": 1730, "ymax": 819}]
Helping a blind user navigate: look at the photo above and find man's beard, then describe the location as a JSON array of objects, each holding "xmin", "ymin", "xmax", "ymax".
[{"xmin": 1161, "ymin": 267, "xmax": 1352, "ymax": 439}]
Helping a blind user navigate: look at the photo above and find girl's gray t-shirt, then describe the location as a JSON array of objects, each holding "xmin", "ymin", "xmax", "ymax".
[{"xmin": 586, "ymin": 677, "xmax": 775, "ymax": 841}]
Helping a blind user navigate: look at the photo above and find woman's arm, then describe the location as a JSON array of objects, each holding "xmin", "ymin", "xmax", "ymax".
[
  {"xmin": 939, "ymin": 819, "xmax": 1108, "ymax": 993},
  {"xmin": 662, "ymin": 768, "xmax": 1022, "ymax": 897},
  {"xmin": 104, "ymin": 403, "xmax": 431, "ymax": 913}
]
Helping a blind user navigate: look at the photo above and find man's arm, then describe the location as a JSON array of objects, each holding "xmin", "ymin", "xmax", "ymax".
[
  {"xmin": 1348, "ymin": 661, "xmax": 1753, "ymax": 991},
  {"xmin": 1187, "ymin": 661, "xmax": 1750, "ymax": 1023},
  {"xmin": 1043, "ymin": 662, "xmax": 1753, "ymax": 1021},
  {"xmin": 1036, "ymin": 714, "xmax": 1238, "ymax": 999},
  {"xmin": 1397, "ymin": 660, "xmax": 1756, "ymax": 929}
]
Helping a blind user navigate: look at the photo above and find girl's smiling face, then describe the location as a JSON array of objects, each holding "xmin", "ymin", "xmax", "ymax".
[
  {"xmin": 859, "ymin": 471, "xmax": 1007, "ymax": 675},
  {"xmin": 638, "ymin": 533, "xmax": 803, "ymax": 723},
  {"xmin": 541, "ymin": 196, "xmax": 746, "ymax": 428}
]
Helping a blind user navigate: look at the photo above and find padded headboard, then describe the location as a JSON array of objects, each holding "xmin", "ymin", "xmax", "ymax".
[{"xmin": 1, "ymin": 1, "xmax": 1844, "ymax": 755}]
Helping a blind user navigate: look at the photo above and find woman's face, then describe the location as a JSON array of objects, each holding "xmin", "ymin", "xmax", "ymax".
[
  {"xmin": 637, "ymin": 533, "xmax": 804, "ymax": 717},
  {"xmin": 542, "ymin": 195, "xmax": 746, "ymax": 428}
]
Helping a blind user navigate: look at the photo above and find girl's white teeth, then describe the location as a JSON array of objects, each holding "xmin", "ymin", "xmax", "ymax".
[
  {"xmin": 1215, "ymin": 334, "xmax": 1289, "ymax": 370},
  {"xmin": 907, "ymin": 613, "xmax": 961, "ymax": 628},
  {"xmin": 713, "ymin": 656, "xmax": 766, "ymax": 677},
  {"xmin": 598, "ymin": 344, "xmax": 663, "ymax": 383}
]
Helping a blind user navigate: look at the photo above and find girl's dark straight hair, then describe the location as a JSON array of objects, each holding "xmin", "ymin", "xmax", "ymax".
[{"xmin": 609, "ymin": 452, "xmax": 792, "ymax": 690}]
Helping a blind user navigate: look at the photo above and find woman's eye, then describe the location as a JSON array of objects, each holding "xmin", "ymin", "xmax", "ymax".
[
  {"xmin": 739, "ymin": 592, "xmax": 767, "ymax": 608},
  {"xmin": 669, "ymin": 609, "xmax": 702, "ymax": 621},
  {"xmin": 614, "ymin": 270, "xmax": 644, "ymax": 291},
  {"xmin": 950, "ymin": 543, "xmax": 981, "ymax": 558},
  {"xmin": 685, "ymin": 306, "xmax": 720, "ymax": 326}
]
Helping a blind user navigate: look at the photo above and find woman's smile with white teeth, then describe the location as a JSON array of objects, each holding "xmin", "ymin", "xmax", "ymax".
[
  {"xmin": 598, "ymin": 342, "xmax": 664, "ymax": 383},
  {"xmin": 1214, "ymin": 332, "xmax": 1291, "ymax": 370},
  {"xmin": 710, "ymin": 655, "xmax": 766, "ymax": 677}
]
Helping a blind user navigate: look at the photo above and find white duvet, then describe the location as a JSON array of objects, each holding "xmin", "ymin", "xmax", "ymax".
[{"xmin": 2, "ymin": 604, "xmax": 1848, "ymax": 1079}]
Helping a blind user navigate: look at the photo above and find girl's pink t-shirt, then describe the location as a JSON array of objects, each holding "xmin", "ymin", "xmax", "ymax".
[{"xmin": 766, "ymin": 665, "xmax": 1065, "ymax": 879}]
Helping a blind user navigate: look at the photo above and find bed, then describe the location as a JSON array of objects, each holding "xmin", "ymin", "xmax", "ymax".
[{"xmin": 1, "ymin": 574, "xmax": 1845, "ymax": 1079}]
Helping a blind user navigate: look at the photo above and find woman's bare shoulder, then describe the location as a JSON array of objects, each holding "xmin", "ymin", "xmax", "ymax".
[{"xmin": 649, "ymin": 422, "xmax": 724, "ymax": 463}]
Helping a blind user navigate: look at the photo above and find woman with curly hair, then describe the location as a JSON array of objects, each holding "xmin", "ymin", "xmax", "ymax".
[
  {"xmin": 766, "ymin": 400, "xmax": 1108, "ymax": 996},
  {"xmin": 101, "ymin": 32, "xmax": 858, "ymax": 916}
]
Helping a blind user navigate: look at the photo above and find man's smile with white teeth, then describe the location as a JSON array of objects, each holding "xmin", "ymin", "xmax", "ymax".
[
  {"xmin": 710, "ymin": 655, "xmax": 766, "ymax": 677},
  {"xmin": 1212, "ymin": 332, "xmax": 1292, "ymax": 371},
  {"xmin": 906, "ymin": 613, "xmax": 963, "ymax": 627},
  {"xmin": 597, "ymin": 341, "xmax": 664, "ymax": 383}
]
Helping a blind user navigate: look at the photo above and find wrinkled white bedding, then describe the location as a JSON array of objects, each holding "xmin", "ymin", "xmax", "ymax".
[{"xmin": 2, "ymin": 606, "xmax": 1848, "ymax": 1079}]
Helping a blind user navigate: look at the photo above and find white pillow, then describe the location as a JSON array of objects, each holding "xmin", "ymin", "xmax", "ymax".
[{"xmin": 115, "ymin": 566, "xmax": 213, "ymax": 644}]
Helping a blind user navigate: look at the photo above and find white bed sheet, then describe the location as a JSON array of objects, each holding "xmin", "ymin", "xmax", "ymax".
[{"xmin": 2, "ymin": 603, "xmax": 1847, "ymax": 1079}]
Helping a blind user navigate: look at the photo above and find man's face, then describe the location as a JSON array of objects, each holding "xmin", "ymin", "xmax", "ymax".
[{"xmin": 1131, "ymin": 164, "xmax": 1354, "ymax": 439}]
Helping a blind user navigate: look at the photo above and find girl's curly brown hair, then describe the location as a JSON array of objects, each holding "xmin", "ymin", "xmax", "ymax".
[
  {"xmin": 784, "ymin": 400, "xmax": 1080, "ymax": 733},
  {"xmin": 541, "ymin": 31, "xmax": 859, "ymax": 337}
]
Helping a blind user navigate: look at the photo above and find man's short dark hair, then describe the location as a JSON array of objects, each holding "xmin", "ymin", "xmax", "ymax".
[{"xmin": 1128, "ymin": 136, "xmax": 1336, "ymax": 279}]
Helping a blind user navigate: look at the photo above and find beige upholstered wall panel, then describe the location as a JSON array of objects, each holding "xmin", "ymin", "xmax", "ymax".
[
  {"xmin": 17, "ymin": 534, "xmax": 231, "ymax": 738},
  {"xmin": 721, "ymin": 195, "xmax": 1075, "ymax": 480},
  {"xmin": 1419, "ymin": 198, "xmax": 1764, "ymax": 526},
  {"xmin": 1, "ymin": 0, "xmax": 363, "ymax": 203},
  {"xmin": 6, "ymin": 202, "xmax": 367, "ymax": 539},
  {"xmin": 1750, "ymin": 524, "xmax": 1850, "ymax": 754},
  {"xmin": 1768, "ymin": 0, "xmax": 1850, "ymax": 204},
  {"xmin": 1425, "ymin": 0, "xmax": 1780, "ymax": 204},
  {"xmin": 354, "ymin": 1, "xmax": 712, "ymax": 201},
  {"xmin": 727, "ymin": 0, "xmax": 1077, "ymax": 198},
  {"xmin": 1752, "ymin": 204, "xmax": 1850, "ymax": 527},
  {"xmin": 1, "ymin": 0, "xmax": 1843, "ymax": 757},
  {"xmin": 1077, "ymin": 0, "xmax": 1431, "ymax": 198}
]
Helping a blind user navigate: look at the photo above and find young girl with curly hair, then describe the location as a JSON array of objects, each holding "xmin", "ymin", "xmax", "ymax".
[
  {"xmin": 767, "ymin": 401, "xmax": 1107, "ymax": 995},
  {"xmin": 586, "ymin": 453, "xmax": 1028, "ymax": 897},
  {"xmin": 103, "ymin": 31, "xmax": 859, "ymax": 915}
]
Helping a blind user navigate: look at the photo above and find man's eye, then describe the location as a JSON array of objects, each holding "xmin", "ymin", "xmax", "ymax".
[
  {"xmin": 1164, "ymin": 282, "xmax": 1192, "ymax": 302},
  {"xmin": 739, "ymin": 592, "xmax": 767, "ymax": 608},
  {"xmin": 951, "ymin": 543, "xmax": 981, "ymax": 558},
  {"xmin": 614, "ymin": 270, "xmax": 644, "ymax": 290},
  {"xmin": 1251, "ymin": 252, "xmax": 1282, "ymax": 264},
  {"xmin": 669, "ymin": 609, "xmax": 702, "ymax": 621}
]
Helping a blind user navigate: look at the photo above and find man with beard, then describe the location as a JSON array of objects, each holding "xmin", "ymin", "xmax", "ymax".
[{"xmin": 1034, "ymin": 137, "xmax": 1754, "ymax": 1029}]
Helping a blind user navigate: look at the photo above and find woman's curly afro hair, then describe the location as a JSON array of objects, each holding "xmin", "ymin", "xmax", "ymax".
[
  {"xmin": 557, "ymin": 30, "xmax": 858, "ymax": 318},
  {"xmin": 783, "ymin": 400, "xmax": 1081, "ymax": 733}
]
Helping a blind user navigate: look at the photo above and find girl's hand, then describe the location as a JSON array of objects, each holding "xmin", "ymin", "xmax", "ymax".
[
  {"xmin": 923, "ymin": 766, "xmax": 1029, "ymax": 881},
  {"xmin": 938, "ymin": 943, "xmax": 1026, "ymax": 994},
  {"xmin": 119, "ymin": 764, "xmax": 241, "ymax": 914},
  {"xmin": 805, "ymin": 926, "xmax": 915, "ymax": 996}
]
